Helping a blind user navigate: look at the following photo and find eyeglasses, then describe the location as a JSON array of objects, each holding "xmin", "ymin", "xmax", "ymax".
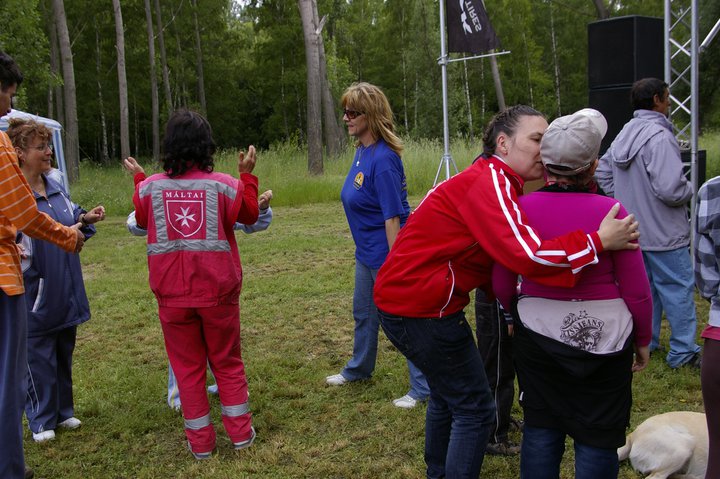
[
  {"xmin": 28, "ymin": 143, "xmax": 53, "ymax": 153},
  {"xmin": 342, "ymin": 109, "xmax": 364, "ymax": 120}
]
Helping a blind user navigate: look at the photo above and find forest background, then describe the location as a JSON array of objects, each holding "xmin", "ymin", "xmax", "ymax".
[{"xmin": 1, "ymin": 0, "xmax": 719, "ymax": 183}]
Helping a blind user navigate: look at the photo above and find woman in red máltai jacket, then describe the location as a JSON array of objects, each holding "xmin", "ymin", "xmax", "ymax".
[{"xmin": 124, "ymin": 109, "xmax": 258, "ymax": 460}]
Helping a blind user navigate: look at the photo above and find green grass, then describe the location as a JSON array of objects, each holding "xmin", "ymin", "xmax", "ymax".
[
  {"xmin": 73, "ymin": 131, "xmax": 720, "ymax": 217},
  {"xmin": 24, "ymin": 137, "xmax": 712, "ymax": 477},
  {"xmin": 23, "ymin": 197, "xmax": 707, "ymax": 478},
  {"xmin": 701, "ymin": 129, "xmax": 720, "ymax": 180},
  {"xmin": 70, "ymin": 137, "xmax": 481, "ymax": 215}
]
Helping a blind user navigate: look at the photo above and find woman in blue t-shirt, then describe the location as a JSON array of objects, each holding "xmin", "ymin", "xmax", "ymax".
[{"xmin": 325, "ymin": 82, "xmax": 429, "ymax": 408}]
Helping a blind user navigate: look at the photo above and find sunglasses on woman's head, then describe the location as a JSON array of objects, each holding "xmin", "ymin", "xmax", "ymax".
[{"xmin": 342, "ymin": 109, "xmax": 363, "ymax": 120}]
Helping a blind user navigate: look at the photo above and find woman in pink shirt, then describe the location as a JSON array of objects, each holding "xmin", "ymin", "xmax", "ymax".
[{"xmin": 493, "ymin": 109, "xmax": 652, "ymax": 479}]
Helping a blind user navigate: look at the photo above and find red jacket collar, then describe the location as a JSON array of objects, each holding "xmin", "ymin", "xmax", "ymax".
[{"xmin": 477, "ymin": 154, "xmax": 525, "ymax": 195}]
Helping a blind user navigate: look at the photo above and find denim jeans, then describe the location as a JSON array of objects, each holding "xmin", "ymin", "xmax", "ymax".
[
  {"xmin": 342, "ymin": 262, "xmax": 428, "ymax": 399},
  {"xmin": 520, "ymin": 426, "xmax": 619, "ymax": 479},
  {"xmin": 378, "ymin": 309, "xmax": 495, "ymax": 478},
  {"xmin": 643, "ymin": 248, "xmax": 701, "ymax": 368}
]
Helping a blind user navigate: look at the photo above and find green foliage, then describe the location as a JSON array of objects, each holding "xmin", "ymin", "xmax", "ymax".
[
  {"xmin": 700, "ymin": 129, "xmax": 720, "ymax": 180},
  {"xmin": 0, "ymin": 0, "xmax": 54, "ymax": 111},
  {"xmin": 3, "ymin": 0, "xmax": 720, "ymax": 164}
]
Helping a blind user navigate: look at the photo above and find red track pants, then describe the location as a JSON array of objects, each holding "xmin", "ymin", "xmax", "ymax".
[{"xmin": 159, "ymin": 303, "xmax": 252, "ymax": 454}]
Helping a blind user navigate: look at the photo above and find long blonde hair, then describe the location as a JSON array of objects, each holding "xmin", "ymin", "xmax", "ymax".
[{"xmin": 341, "ymin": 82, "xmax": 403, "ymax": 156}]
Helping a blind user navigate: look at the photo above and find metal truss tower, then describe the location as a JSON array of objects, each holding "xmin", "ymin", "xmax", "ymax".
[{"xmin": 664, "ymin": 0, "xmax": 699, "ymax": 221}]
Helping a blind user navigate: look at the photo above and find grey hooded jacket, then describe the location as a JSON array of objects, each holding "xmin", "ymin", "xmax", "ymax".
[{"xmin": 596, "ymin": 109, "xmax": 692, "ymax": 251}]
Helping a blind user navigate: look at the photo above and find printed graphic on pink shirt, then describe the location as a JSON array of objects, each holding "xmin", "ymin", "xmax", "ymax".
[{"xmin": 164, "ymin": 189, "xmax": 206, "ymax": 240}]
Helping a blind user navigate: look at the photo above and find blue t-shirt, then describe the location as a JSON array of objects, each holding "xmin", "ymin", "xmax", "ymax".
[{"xmin": 340, "ymin": 139, "xmax": 410, "ymax": 269}]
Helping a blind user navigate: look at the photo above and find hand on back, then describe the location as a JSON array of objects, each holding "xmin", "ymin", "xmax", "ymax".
[{"xmin": 598, "ymin": 203, "xmax": 640, "ymax": 251}]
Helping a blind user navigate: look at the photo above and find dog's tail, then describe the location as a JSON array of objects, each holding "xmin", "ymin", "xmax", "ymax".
[{"xmin": 616, "ymin": 434, "xmax": 632, "ymax": 461}]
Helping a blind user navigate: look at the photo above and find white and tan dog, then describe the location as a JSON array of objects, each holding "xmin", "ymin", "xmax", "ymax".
[{"xmin": 618, "ymin": 411, "xmax": 708, "ymax": 479}]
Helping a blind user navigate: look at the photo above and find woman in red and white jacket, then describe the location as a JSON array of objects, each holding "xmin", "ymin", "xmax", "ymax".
[
  {"xmin": 373, "ymin": 105, "xmax": 641, "ymax": 479},
  {"xmin": 124, "ymin": 109, "xmax": 258, "ymax": 459}
]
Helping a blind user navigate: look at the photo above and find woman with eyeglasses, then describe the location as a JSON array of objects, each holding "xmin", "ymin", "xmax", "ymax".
[
  {"xmin": 325, "ymin": 82, "xmax": 429, "ymax": 409},
  {"xmin": 7, "ymin": 118, "xmax": 105, "ymax": 443}
]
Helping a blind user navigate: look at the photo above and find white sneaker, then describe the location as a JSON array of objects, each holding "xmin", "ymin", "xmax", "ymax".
[
  {"xmin": 32, "ymin": 430, "xmax": 56, "ymax": 443},
  {"xmin": 187, "ymin": 441, "xmax": 213, "ymax": 460},
  {"xmin": 58, "ymin": 417, "xmax": 82, "ymax": 429},
  {"xmin": 325, "ymin": 373, "xmax": 348, "ymax": 386},
  {"xmin": 392, "ymin": 394, "xmax": 419, "ymax": 409},
  {"xmin": 233, "ymin": 427, "xmax": 256, "ymax": 450}
]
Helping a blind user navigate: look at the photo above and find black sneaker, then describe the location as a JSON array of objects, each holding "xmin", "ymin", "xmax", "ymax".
[
  {"xmin": 486, "ymin": 440, "xmax": 521, "ymax": 456},
  {"xmin": 24, "ymin": 466, "xmax": 34, "ymax": 479}
]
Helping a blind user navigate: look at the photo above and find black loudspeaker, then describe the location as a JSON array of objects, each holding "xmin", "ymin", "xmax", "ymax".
[
  {"xmin": 588, "ymin": 16, "xmax": 664, "ymax": 88},
  {"xmin": 589, "ymin": 86, "xmax": 633, "ymax": 155},
  {"xmin": 681, "ymin": 150, "xmax": 707, "ymax": 191},
  {"xmin": 588, "ymin": 15, "xmax": 664, "ymax": 155}
]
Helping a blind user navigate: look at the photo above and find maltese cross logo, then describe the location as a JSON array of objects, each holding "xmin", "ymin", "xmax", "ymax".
[
  {"xmin": 174, "ymin": 207, "xmax": 197, "ymax": 228},
  {"xmin": 165, "ymin": 195, "xmax": 205, "ymax": 239}
]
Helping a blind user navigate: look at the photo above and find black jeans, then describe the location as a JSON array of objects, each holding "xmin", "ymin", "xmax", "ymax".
[{"xmin": 475, "ymin": 290, "xmax": 515, "ymax": 443}]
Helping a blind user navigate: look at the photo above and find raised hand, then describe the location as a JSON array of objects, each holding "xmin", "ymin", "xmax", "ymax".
[
  {"xmin": 238, "ymin": 145, "xmax": 257, "ymax": 175},
  {"xmin": 123, "ymin": 157, "xmax": 145, "ymax": 176}
]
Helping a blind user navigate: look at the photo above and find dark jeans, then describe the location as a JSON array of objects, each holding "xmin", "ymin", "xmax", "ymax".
[
  {"xmin": 475, "ymin": 291, "xmax": 515, "ymax": 443},
  {"xmin": 378, "ymin": 309, "xmax": 495, "ymax": 479},
  {"xmin": 520, "ymin": 426, "xmax": 619, "ymax": 479},
  {"xmin": 0, "ymin": 292, "xmax": 27, "ymax": 479}
]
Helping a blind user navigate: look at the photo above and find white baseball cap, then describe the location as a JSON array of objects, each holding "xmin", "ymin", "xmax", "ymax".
[{"xmin": 540, "ymin": 108, "xmax": 608, "ymax": 176}]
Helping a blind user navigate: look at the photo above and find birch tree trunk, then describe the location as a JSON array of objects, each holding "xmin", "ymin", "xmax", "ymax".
[
  {"xmin": 592, "ymin": 0, "xmax": 610, "ymax": 19},
  {"xmin": 311, "ymin": 6, "xmax": 345, "ymax": 157},
  {"xmin": 191, "ymin": 0, "xmax": 207, "ymax": 115},
  {"xmin": 144, "ymin": 0, "xmax": 160, "ymax": 162},
  {"xmin": 281, "ymin": 56, "xmax": 289, "ymax": 138},
  {"xmin": 401, "ymin": 6, "xmax": 409, "ymax": 133},
  {"xmin": 154, "ymin": 0, "xmax": 173, "ymax": 114},
  {"xmin": 480, "ymin": 59, "xmax": 486, "ymax": 121},
  {"xmin": 549, "ymin": 2, "xmax": 562, "ymax": 116},
  {"xmin": 95, "ymin": 24, "xmax": 109, "ymax": 163},
  {"xmin": 298, "ymin": 0, "xmax": 323, "ymax": 175},
  {"xmin": 462, "ymin": 57, "xmax": 473, "ymax": 140},
  {"xmin": 49, "ymin": 19, "xmax": 64, "ymax": 124},
  {"xmin": 134, "ymin": 98, "xmax": 139, "ymax": 157},
  {"xmin": 490, "ymin": 53, "xmax": 505, "ymax": 111},
  {"xmin": 522, "ymin": 31, "xmax": 534, "ymax": 107},
  {"xmin": 112, "ymin": 0, "xmax": 130, "ymax": 161},
  {"xmin": 52, "ymin": 0, "xmax": 79, "ymax": 182},
  {"xmin": 174, "ymin": 26, "xmax": 189, "ymax": 107}
]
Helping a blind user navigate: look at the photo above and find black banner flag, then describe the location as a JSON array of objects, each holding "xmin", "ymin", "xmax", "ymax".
[{"xmin": 446, "ymin": 0, "xmax": 500, "ymax": 54}]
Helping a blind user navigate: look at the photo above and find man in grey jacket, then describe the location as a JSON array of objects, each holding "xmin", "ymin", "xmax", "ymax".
[{"xmin": 596, "ymin": 77, "xmax": 701, "ymax": 369}]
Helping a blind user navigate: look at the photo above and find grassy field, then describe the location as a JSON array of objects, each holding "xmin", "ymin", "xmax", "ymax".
[{"xmin": 23, "ymin": 136, "xmax": 716, "ymax": 478}]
